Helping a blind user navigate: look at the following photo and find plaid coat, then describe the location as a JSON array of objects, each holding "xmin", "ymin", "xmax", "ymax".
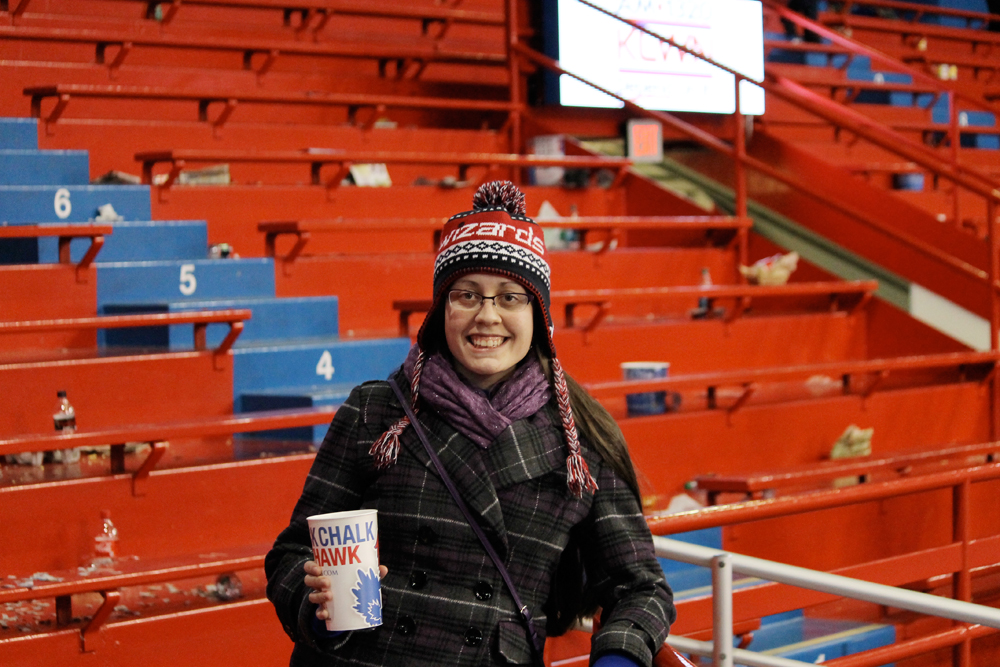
[{"xmin": 265, "ymin": 372, "xmax": 674, "ymax": 666}]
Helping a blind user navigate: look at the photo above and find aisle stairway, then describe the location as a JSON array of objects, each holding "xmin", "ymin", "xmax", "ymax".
[{"xmin": 712, "ymin": 0, "xmax": 1000, "ymax": 339}]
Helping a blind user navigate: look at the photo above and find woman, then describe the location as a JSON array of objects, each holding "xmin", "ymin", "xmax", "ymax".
[{"xmin": 265, "ymin": 182, "xmax": 675, "ymax": 666}]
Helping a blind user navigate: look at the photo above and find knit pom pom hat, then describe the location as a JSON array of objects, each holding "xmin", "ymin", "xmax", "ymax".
[{"xmin": 370, "ymin": 181, "xmax": 598, "ymax": 497}]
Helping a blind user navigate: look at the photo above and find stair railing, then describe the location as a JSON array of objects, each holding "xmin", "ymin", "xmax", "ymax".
[
  {"xmin": 507, "ymin": 0, "xmax": 1000, "ymax": 439},
  {"xmin": 765, "ymin": 0, "xmax": 1000, "ymax": 223},
  {"xmin": 828, "ymin": 0, "xmax": 999, "ymax": 31},
  {"xmin": 648, "ymin": 460, "xmax": 1000, "ymax": 667},
  {"xmin": 654, "ymin": 535, "xmax": 1000, "ymax": 667}
]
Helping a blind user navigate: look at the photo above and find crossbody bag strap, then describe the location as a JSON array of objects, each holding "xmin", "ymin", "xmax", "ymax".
[{"xmin": 387, "ymin": 378, "xmax": 544, "ymax": 664}]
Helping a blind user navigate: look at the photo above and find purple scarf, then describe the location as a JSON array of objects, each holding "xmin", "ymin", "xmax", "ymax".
[{"xmin": 401, "ymin": 344, "xmax": 551, "ymax": 448}]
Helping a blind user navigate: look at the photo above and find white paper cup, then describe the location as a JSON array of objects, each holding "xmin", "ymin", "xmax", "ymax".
[
  {"xmin": 307, "ymin": 509, "xmax": 382, "ymax": 631},
  {"xmin": 621, "ymin": 362, "xmax": 670, "ymax": 416}
]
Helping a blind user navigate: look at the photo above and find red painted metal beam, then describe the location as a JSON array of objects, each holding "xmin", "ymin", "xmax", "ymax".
[
  {"xmin": 0, "ymin": 309, "xmax": 250, "ymax": 334},
  {"xmin": 0, "ymin": 404, "xmax": 336, "ymax": 457},
  {"xmin": 261, "ymin": 216, "xmax": 751, "ymax": 260},
  {"xmin": 647, "ymin": 462, "xmax": 1000, "ymax": 535},
  {"xmin": 695, "ymin": 441, "xmax": 1000, "ymax": 496},
  {"xmin": 824, "ymin": 0, "xmax": 1000, "ymax": 27},
  {"xmin": 0, "ymin": 25, "xmax": 506, "ymax": 65},
  {"xmin": 0, "ymin": 224, "xmax": 113, "ymax": 270},
  {"xmin": 822, "ymin": 624, "xmax": 997, "ymax": 667},
  {"xmin": 0, "ymin": 454, "xmax": 314, "ymax": 573},
  {"xmin": 394, "ymin": 281, "xmax": 878, "ymax": 335},
  {"xmin": 0, "ymin": 309, "xmax": 251, "ymax": 354},
  {"xmin": 0, "ymin": 224, "xmax": 114, "ymax": 239},
  {"xmin": 136, "ymin": 149, "xmax": 631, "ymax": 190},
  {"xmin": 0, "ymin": 598, "xmax": 291, "ymax": 667},
  {"xmin": 26, "ymin": 84, "xmax": 520, "ymax": 127},
  {"xmin": 0, "ymin": 543, "xmax": 267, "ymax": 605},
  {"xmin": 44, "ymin": 0, "xmax": 507, "ymax": 25},
  {"xmin": 587, "ymin": 350, "xmax": 998, "ymax": 399}
]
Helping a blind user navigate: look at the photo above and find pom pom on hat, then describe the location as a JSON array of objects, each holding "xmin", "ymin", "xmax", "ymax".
[{"xmin": 472, "ymin": 180, "xmax": 526, "ymax": 216}]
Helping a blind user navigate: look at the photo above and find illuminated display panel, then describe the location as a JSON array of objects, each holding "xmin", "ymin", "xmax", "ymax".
[{"xmin": 553, "ymin": 0, "xmax": 765, "ymax": 115}]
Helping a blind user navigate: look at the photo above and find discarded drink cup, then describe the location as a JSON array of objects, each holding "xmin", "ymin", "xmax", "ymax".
[
  {"xmin": 307, "ymin": 509, "xmax": 382, "ymax": 631},
  {"xmin": 621, "ymin": 362, "xmax": 670, "ymax": 416}
]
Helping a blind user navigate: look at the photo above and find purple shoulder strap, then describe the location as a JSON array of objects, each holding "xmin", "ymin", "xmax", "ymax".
[{"xmin": 387, "ymin": 378, "xmax": 544, "ymax": 665}]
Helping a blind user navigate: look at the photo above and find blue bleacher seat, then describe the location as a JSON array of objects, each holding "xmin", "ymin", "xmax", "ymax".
[
  {"xmin": 35, "ymin": 220, "xmax": 210, "ymax": 263},
  {"xmin": 241, "ymin": 385, "xmax": 356, "ymax": 442},
  {"xmin": 232, "ymin": 337, "xmax": 411, "ymax": 399},
  {"xmin": 0, "ymin": 185, "xmax": 151, "ymax": 223},
  {"xmin": 658, "ymin": 527, "xmax": 724, "ymax": 594},
  {"xmin": 0, "ymin": 220, "xmax": 210, "ymax": 265},
  {"xmin": 846, "ymin": 69, "xmax": 914, "ymax": 106},
  {"xmin": 0, "ymin": 150, "xmax": 90, "ymax": 186},
  {"xmin": 0, "ymin": 118, "xmax": 39, "ymax": 149},
  {"xmin": 95, "ymin": 258, "xmax": 276, "ymax": 309},
  {"xmin": 915, "ymin": 0, "xmax": 988, "ymax": 28},
  {"xmin": 744, "ymin": 610, "xmax": 895, "ymax": 665},
  {"xmin": 103, "ymin": 296, "xmax": 340, "ymax": 348}
]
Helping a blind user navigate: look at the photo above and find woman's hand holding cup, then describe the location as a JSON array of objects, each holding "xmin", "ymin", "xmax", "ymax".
[{"xmin": 304, "ymin": 560, "xmax": 388, "ymax": 621}]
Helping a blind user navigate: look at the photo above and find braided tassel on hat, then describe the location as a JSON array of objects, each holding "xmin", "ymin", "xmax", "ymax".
[
  {"xmin": 551, "ymin": 357, "xmax": 598, "ymax": 497},
  {"xmin": 370, "ymin": 350, "xmax": 426, "ymax": 468}
]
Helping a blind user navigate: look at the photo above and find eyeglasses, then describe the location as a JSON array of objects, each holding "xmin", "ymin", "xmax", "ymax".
[{"xmin": 447, "ymin": 289, "xmax": 534, "ymax": 312}]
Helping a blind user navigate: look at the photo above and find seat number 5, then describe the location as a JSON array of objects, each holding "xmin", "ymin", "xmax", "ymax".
[
  {"xmin": 316, "ymin": 350, "xmax": 334, "ymax": 380},
  {"xmin": 179, "ymin": 263, "xmax": 197, "ymax": 296}
]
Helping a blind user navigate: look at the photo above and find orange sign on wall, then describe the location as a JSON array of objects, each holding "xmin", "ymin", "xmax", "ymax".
[{"xmin": 626, "ymin": 119, "xmax": 663, "ymax": 163}]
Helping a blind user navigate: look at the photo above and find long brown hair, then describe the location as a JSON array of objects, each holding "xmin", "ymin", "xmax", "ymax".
[
  {"xmin": 536, "ymin": 348, "xmax": 644, "ymax": 635},
  {"xmin": 536, "ymin": 349, "xmax": 640, "ymax": 501}
]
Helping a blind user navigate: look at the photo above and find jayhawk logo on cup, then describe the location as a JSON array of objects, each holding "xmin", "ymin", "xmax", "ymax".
[{"xmin": 352, "ymin": 568, "xmax": 382, "ymax": 626}]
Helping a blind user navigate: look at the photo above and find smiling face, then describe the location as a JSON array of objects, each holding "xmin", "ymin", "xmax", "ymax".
[{"xmin": 444, "ymin": 273, "xmax": 535, "ymax": 390}]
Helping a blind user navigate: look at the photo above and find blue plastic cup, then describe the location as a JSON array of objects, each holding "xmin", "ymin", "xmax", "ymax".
[{"xmin": 621, "ymin": 362, "xmax": 670, "ymax": 416}]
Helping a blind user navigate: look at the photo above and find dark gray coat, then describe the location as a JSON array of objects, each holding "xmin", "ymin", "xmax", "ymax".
[{"xmin": 265, "ymin": 374, "xmax": 674, "ymax": 666}]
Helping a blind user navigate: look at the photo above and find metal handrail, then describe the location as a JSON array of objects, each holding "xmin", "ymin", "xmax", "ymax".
[
  {"xmin": 655, "ymin": 537, "xmax": 1000, "ymax": 667},
  {"xmin": 659, "ymin": 537, "xmax": 1000, "ymax": 627},
  {"xmin": 645, "ymin": 462, "xmax": 1000, "ymax": 666},
  {"xmin": 766, "ymin": 0, "xmax": 999, "ymax": 116}
]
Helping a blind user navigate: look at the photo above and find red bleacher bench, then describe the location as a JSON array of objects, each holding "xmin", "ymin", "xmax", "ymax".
[
  {"xmin": 0, "ymin": 23, "xmax": 505, "ymax": 78},
  {"xmin": 86, "ymin": 0, "xmax": 505, "ymax": 31},
  {"xmin": 393, "ymin": 280, "xmax": 877, "ymax": 337},
  {"xmin": 0, "ymin": 309, "xmax": 252, "ymax": 355},
  {"xmin": 0, "ymin": 404, "xmax": 335, "ymax": 486},
  {"xmin": 584, "ymin": 350, "xmax": 1000, "ymax": 414},
  {"xmin": 0, "ymin": 543, "xmax": 266, "ymax": 651},
  {"xmin": 694, "ymin": 440, "xmax": 1000, "ymax": 504},
  {"xmin": 258, "ymin": 215, "xmax": 753, "ymax": 262},
  {"xmin": 137, "ymin": 149, "xmax": 633, "ymax": 191},
  {"xmin": 0, "ymin": 224, "xmax": 112, "ymax": 271},
  {"xmin": 26, "ymin": 84, "xmax": 521, "ymax": 129}
]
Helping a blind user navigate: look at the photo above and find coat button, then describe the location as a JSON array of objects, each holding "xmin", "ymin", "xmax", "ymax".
[
  {"xmin": 396, "ymin": 615, "xmax": 416, "ymax": 636},
  {"xmin": 417, "ymin": 526, "xmax": 436, "ymax": 545},
  {"xmin": 464, "ymin": 626, "xmax": 483, "ymax": 647},
  {"xmin": 408, "ymin": 570, "xmax": 428, "ymax": 590},
  {"xmin": 473, "ymin": 581, "xmax": 493, "ymax": 601}
]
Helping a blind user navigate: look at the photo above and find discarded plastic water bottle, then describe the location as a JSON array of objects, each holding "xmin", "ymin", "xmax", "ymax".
[
  {"xmin": 93, "ymin": 510, "xmax": 119, "ymax": 565},
  {"xmin": 691, "ymin": 267, "xmax": 715, "ymax": 319},
  {"xmin": 53, "ymin": 390, "xmax": 80, "ymax": 464}
]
